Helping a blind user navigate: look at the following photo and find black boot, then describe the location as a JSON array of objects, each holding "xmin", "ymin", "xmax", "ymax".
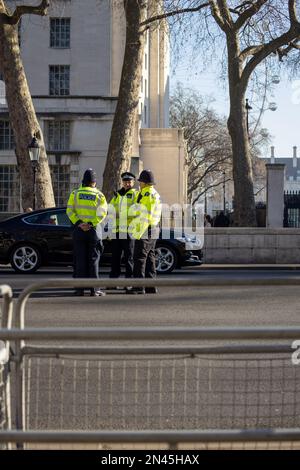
[
  {"xmin": 73, "ymin": 289, "xmax": 84, "ymax": 297},
  {"xmin": 90, "ymin": 289, "xmax": 106, "ymax": 297},
  {"xmin": 145, "ymin": 287, "xmax": 158, "ymax": 294},
  {"xmin": 126, "ymin": 287, "xmax": 145, "ymax": 295}
]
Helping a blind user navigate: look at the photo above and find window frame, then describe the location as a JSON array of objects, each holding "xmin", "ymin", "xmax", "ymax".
[
  {"xmin": 49, "ymin": 65, "xmax": 70, "ymax": 96},
  {"xmin": 46, "ymin": 120, "xmax": 71, "ymax": 151},
  {"xmin": 0, "ymin": 120, "xmax": 14, "ymax": 150},
  {"xmin": 50, "ymin": 18, "xmax": 71, "ymax": 49},
  {"xmin": 0, "ymin": 165, "xmax": 20, "ymax": 212}
]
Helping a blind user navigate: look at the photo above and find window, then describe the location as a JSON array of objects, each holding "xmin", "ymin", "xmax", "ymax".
[
  {"xmin": 49, "ymin": 65, "xmax": 70, "ymax": 96},
  {"xmin": 47, "ymin": 121, "xmax": 70, "ymax": 151},
  {"xmin": 0, "ymin": 121, "xmax": 14, "ymax": 150},
  {"xmin": 25, "ymin": 209, "xmax": 71, "ymax": 226},
  {"xmin": 0, "ymin": 73, "xmax": 5, "ymax": 106},
  {"xmin": 51, "ymin": 165, "xmax": 71, "ymax": 206},
  {"xmin": 0, "ymin": 165, "xmax": 20, "ymax": 212},
  {"xmin": 50, "ymin": 18, "xmax": 70, "ymax": 48}
]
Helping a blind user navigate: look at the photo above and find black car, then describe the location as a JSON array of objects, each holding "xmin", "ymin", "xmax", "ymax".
[{"xmin": 0, "ymin": 207, "xmax": 202, "ymax": 274}]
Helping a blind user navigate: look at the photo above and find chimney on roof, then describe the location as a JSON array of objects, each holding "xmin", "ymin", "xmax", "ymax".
[
  {"xmin": 270, "ymin": 146, "xmax": 275, "ymax": 163},
  {"xmin": 293, "ymin": 146, "xmax": 297, "ymax": 168}
]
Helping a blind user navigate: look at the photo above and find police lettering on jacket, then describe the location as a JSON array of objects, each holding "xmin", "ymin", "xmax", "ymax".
[{"xmin": 66, "ymin": 185, "xmax": 107, "ymax": 227}]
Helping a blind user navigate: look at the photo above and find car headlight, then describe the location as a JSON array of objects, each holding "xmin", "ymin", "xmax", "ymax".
[{"xmin": 176, "ymin": 235, "xmax": 197, "ymax": 243}]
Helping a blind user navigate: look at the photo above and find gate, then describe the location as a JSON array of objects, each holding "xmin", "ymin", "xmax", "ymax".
[{"xmin": 284, "ymin": 191, "xmax": 300, "ymax": 227}]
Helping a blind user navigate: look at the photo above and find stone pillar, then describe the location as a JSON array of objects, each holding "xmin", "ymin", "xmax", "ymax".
[{"xmin": 266, "ymin": 163, "xmax": 285, "ymax": 228}]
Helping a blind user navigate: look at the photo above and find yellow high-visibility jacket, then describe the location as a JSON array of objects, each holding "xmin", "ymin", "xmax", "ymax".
[
  {"xmin": 129, "ymin": 185, "xmax": 162, "ymax": 240},
  {"xmin": 66, "ymin": 185, "xmax": 107, "ymax": 227},
  {"xmin": 109, "ymin": 188, "xmax": 138, "ymax": 233}
]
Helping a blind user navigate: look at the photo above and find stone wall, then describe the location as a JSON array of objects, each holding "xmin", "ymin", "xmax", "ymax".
[
  {"xmin": 140, "ymin": 128, "xmax": 188, "ymax": 206},
  {"xmin": 204, "ymin": 228, "xmax": 300, "ymax": 263}
]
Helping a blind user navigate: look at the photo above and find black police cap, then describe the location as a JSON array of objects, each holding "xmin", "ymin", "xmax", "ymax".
[
  {"xmin": 138, "ymin": 169, "xmax": 156, "ymax": 185},
  {"xmin": 121, "ymin": 172, "xmax": 136, "ymax": 181},
  {"xmin": 82, "ymin": 168, "xmax": 97, "ymax": 185}
]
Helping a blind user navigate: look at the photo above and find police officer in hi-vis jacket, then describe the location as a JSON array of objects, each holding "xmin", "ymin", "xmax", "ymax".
[
  {"xmin": 66, "ymin": 168, "xmax": 107, "ymax": 297},
  {"xmin": 108, "ymin": 172, "xmax": 138, "ymax": 285},
  {"xmin": 128, "ymin": 169, "xmax": 162, "ymax": 295}
]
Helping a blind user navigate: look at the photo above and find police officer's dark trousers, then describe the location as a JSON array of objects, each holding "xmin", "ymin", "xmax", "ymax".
[
  {"xmin": 73, "ymin": 225, "xmax": 101, "ymax": 286},
  {"xmin": 133, "ymin": 238, "xmax": 157, "ymax": 279},
  {"xmin": 110, "ymin": 234, "xmax": 134, "ymax": 278}
]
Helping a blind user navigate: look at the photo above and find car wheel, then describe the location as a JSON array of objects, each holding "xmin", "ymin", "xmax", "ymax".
[
  {"xmin": 10, "ymin": 244, "xmax": 41, "ymax": 274},
  {"xmin": 155, "ymin": 245, "xmax": 178, "ymax": 274}
]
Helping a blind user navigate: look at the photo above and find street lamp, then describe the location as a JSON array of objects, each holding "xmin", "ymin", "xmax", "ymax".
[
  {"xmin": 223, "ymin": 170, "xmax": 226, "ymax": 212},
  {"xmin": 245, "ymin": 98, "xmax": 252, "ymax": 137},
  {"xmin": 268, "ymin": 102, "xmax": 277, "ymax": 112},
  {"xmin": 271, "ymin": 75, "xmax": 280, "ymax": 85},
  {"xmin": 28, "ymin": 135, "xmax": 41, "ymax": 210}
]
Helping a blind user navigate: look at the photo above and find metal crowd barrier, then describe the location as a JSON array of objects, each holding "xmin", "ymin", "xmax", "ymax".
[
  {"xmin": 0, "ymin": 285, "xmax": 13, "ymax": 450},
  {"xmin": 1, "ymin": 278, "xmax": 300, "ymax": 449}
]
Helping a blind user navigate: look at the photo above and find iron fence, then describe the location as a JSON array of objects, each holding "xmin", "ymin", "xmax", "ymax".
[{"xmin": 284, "ymin": 191, "xmax": 300, "ymax": 227}]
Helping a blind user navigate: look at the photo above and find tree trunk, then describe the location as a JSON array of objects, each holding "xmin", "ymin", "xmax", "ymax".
[
  {"xmin": 227, "ymin": 36, "xmax": 256, "ymax": 227},
  {"xmin": 102, "ymin": 0, "xmax": 148, "ymax": 201},
  {"xmin": 0, "ymin": 8, "xmax": 55, "ymax": 211}
]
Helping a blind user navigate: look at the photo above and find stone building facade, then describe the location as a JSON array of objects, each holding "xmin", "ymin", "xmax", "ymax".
[{"xmin": 0, "ymin": 0, "xmax": 187, "ymax": 212}]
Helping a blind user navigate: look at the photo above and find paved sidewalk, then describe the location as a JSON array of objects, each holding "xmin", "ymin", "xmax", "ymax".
[{"xmin": 201, "ymin": 264, "xmax": 300, "ymax": 270}]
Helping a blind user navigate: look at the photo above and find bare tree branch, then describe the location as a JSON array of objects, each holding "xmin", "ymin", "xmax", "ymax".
[
  {"xmin": 277, "ymin": 39, "xmax": 300, "ymax": 60},
  {"xmin": 209, "ymin": 0, "xmax": 227, "ymax": 32},
  {"xmin": 241, "ymin": 1, "xmax": 300, "ymax": 89},
  {"xmin": 192, "ymin": 178, "xmax": 231, "ymax": 205},
  {"xmin": 216, "ymin": 0, "xmax": 233, "ymax": 29},
  {"xmin": 2, "ymin": 0, "xmax": 50, "ymax": 25},
  {"xmin": 141, "ymin": 2, "xmax": 210, "ymax": 27},
  {"xmin": 234, "ymin": 0, "xmax": 268, "ymax": 30},
  {"xmin": 240, "ymin": 44, "xmax": 265, "ymax": 60},
  {"xmin": 229, "ymin": 1, "xmax": 254, "ymax": 16},
  {"xmin": 288, "ymin": 0, "xmax": 298, "ymax": 24}
]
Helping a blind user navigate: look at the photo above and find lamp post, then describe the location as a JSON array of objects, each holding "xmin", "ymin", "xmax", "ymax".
[
  {"xmin": 223, "ymin": 170, "xmax": 226, "ymax": 212},
  {"xmin": 28, "ymin": 136, "xmax": 41, "ymax": 210},
  {"xmin": 245, "ymin": 98, "xmax": 252, "ymax": 137}
]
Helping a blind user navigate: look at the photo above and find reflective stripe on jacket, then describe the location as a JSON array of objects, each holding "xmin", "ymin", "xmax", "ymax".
[
  {"xmin": 109, "ymin": 188, "xmax": 138, "ymax": 233},
  {"xmin": 66, "ymin": 185, "xmax": 107, "ymax": 227},
  {"xmin": 129, "ymin": 185, "xmax": 162, "ymax": 240}
]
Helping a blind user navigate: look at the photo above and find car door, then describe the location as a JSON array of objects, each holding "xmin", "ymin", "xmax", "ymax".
[{"xmin": 24, "ymin": 209, "xmax": 73, "ymax": 264}]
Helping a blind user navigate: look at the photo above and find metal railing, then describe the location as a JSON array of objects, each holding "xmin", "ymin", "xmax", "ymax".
[
  {"xmin": 14, "ymin": 276, "xmax": 300, "ymax": 330},
  {"xmin": 1, "ymin": 327, "xmax": 300, "ymax": 448},
  {"xmin": 2, "ymin": 278, "xmax": 300, "ymax": 448},
  {"xmin": 0, "ymin": 285, "xmax": 13, "ymax": 450}
]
